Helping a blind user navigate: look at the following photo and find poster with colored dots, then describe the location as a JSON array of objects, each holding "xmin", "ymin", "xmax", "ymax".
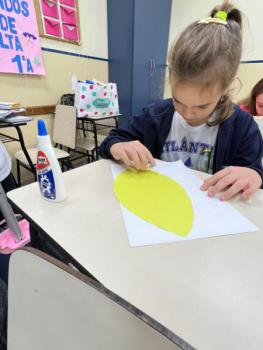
[
  {"xmin": 75, "ymin": 80, "xmax": 120, "ymax": 118},
  {"xmin": 0, "ymin": 0, "xmax": 45, "ymax": 75}
]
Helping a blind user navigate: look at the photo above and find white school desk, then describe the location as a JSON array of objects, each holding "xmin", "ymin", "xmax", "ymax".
[{"xmin": 7, "ymin": 160, "xmax": 263, "ymax": 350}]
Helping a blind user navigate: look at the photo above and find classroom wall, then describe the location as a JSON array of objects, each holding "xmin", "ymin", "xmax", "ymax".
[
  {"xmin": 0, "ymin": 0, "xmax": 108, "ymax": 182},
  {"xmin": 164, "ymin": 0, "xmax": 263, "ymax": 102},
  {"xmin": 0, "ymin": 53, "xmax": 108, "ymax": 106},
  {"xmin": 0, "ymin": 0, "xmax": 108, "ymax": 106}
]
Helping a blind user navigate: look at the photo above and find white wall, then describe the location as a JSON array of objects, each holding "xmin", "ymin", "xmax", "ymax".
[{"xmin": 168, "ymin": 0, "xmax": 263, "ymax": 61}]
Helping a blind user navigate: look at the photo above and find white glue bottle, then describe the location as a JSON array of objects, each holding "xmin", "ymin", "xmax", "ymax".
[{"xmin": 36, "ymin": 119, "xmax": 66, "ymax": 202}]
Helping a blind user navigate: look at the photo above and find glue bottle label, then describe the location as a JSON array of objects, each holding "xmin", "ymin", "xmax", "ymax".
[{"xmin": 36, "ymin": 150, "xmax": 56, "ymax": 200}]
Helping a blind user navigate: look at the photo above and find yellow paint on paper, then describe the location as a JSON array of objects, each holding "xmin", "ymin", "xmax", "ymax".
[{"xmin": 114, "ymin": 169, "xmax": 194, "ymax": 237}]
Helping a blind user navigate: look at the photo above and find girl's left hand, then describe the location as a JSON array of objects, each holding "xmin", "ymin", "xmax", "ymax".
[{"xmin": 200, "ymin": 166, "xmax": 262, "ymax": 201}]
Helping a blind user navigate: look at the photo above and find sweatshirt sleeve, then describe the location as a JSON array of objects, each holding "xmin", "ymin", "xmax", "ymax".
[{"xmin": 99, "ymin": 107, "xmax": 149, "ymax": 159}]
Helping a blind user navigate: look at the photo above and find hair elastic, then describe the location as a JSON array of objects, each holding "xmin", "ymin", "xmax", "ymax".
[
  {"xmin": 215, "ymin": 11, "xmax": 228, "ymax": 22},
  {"xmin": 198, "ymin": 10, "xmax": 228, "ymax": 25}
]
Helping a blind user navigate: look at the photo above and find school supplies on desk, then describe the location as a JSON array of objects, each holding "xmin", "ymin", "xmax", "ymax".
[
  {"xmin": 111, "ymin": 160, "xmax": 259, "ymax": 247},
  {"xmin": 0, "ymin": 110, "xmax": 12, "ymax": 119},
  {"xmin": 0, "ymin": 102, "xmax": 20, "ymax": 110},
  {"xmin": 36, "ymin": 119, "xmax": 66, "ymax": 202},
  {"xmin": 3, "ymin": 116, "xmax": 33, "ymax": 124},
  {"xmin": 0, "ymin": 108, "xmax": 26, "ymax": 119}
]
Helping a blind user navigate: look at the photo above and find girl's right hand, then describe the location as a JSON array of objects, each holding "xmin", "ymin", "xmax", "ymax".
[{"xmin": 110, "ymin": 141, "xmax": 156, "ymax": 170}]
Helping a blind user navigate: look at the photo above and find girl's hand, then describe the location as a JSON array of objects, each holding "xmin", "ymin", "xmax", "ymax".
[
  {"xmin": 200, "ymin": 166, "xmax": 262, "ymax": 201},
  {"xmin": 110, "ymin": 141, "xmax": 156, "ymax": 170}
]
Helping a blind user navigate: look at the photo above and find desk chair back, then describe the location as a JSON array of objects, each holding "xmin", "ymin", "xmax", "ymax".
[
  {"xmin": 53, "ymin": 105, "xmax": 77, "ymax": 149},
  {"xmin": 15, "ymin": 108, "xmax": 73, "ymax": 186},
  {"xmin": 8, "ymin": 248, "xmax": 195, "ymax": 350},
  {"xmin": 54, "ymin": 105, "xmax": 99, "ymax": 163}
]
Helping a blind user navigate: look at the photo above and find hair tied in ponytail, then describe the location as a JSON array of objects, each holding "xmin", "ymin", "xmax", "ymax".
[{"xmin": 198, "ymin": 11, "xmax": 228, "ymax": 25}]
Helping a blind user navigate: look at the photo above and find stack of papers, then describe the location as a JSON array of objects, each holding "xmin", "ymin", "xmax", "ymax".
[
  {"xmin": 0, "ymin": 108, "xmax": 26, "ymax": 120},
  {"xmin": 0, "ymin": 102, "xmax": 20, "ymax": 109},
  {"xmin": 0, "ymin": 110, "xmax": 13, "ymax": 119},
  {"xmin": 0, "ymin": 101, "xmax": 25, "ymax": 121},
  {"xmin": 3, "ymin": 116, "xmax": 32, "ymax": 123}
]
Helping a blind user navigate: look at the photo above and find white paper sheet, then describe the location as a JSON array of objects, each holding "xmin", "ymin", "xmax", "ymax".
[{"xmin": 111, "ymin": 160, "xmax": 259, "ymax": 247}]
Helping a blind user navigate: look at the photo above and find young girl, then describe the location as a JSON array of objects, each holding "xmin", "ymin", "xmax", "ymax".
[
  {"xmin": 239, "ymin": 78, "xmax": 263, "ymax": 116},
  {"xmin": 99, "ymin": 1, "xmax": 263, "ymax": 201}
]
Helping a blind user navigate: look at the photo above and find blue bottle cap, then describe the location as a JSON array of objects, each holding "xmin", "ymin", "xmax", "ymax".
[{"xmin": 38, "ymin": 119, "xmax": 48, "ymax": 136}]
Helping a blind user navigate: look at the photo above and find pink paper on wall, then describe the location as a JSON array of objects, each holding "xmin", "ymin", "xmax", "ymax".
[
  {"xmin": 44, "ymin": 18, "xmax": 61, "ymax": 37},
  {"xmin": 0, "ymin": 0, "xmax": 45, "ymax": 75},
  {"xmin": 62, "ymin": 23, "xmax": 78, "ymax": 41},
  {"xmin": 60, "ymin": 0, "xmax": 76, "ymax": 7},
  {"xmin": 41, "ymin": 0, "xmax": 59, "ymax": 19},
  {"xmin": 60, "ymin": 6, "xmax": 76, "ymax": 25}
]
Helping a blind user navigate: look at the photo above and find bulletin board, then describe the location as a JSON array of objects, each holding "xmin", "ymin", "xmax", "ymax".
[{"xmin": 34, "ymin": 0, "xmax": 81, "ymax": 45}]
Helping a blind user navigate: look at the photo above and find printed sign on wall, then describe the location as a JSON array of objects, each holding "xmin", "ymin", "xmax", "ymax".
[{"xmin": 0, "ymin": 0, "xmax": 45, "ymax": 75}]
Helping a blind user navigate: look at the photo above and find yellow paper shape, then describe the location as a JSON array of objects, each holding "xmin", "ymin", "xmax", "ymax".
[{"xmin": 114, "ymin": 169, "xmax": 194, "ymax": 237}]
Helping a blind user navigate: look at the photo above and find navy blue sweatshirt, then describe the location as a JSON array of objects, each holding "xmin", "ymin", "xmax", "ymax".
[{"xmin": 99, "ymin": 99, "xmax": 263, "ymax": 186}]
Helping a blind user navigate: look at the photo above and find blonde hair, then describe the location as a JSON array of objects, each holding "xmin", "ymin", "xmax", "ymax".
[{"xmin": 168, "ymin": 1, "xmax": 242, "ymax": 125}]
